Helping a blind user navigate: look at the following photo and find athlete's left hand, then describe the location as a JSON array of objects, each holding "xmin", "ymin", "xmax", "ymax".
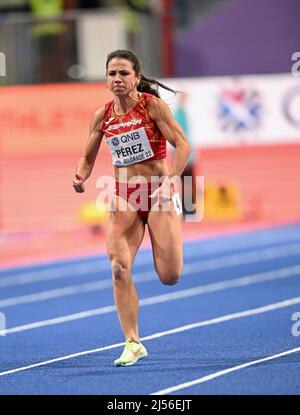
[{"xmin": 150, "ymin": 175, "xmax": 180, "ymax": 208}]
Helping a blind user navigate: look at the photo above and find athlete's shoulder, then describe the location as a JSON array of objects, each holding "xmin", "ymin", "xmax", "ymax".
[
  {"xmin": 141, "ymin": 92, "xmax": 158, "ymax": 101},
  {"xmin": 141, "ymin": 92, "xmax": 161, "ymax": 111},
  {"xmin": 147, "ymin": 94, "xmax": 169, "ymax": 121},
  {"xmin": 90, "ymin": 106, "xmax": 106, "ymax": 133},
  {"xmin": 93, "ymin": 106, "xmax": 107, "ymax": 123}
]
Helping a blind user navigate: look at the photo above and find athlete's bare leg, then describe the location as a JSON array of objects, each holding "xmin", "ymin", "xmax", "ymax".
[
  {"xmin": 106, "ymin": 196, "xmax": 145, "ymax": 343},
  {"xmin": 147, "ymin": 200, "xmax": 183, "ymax": 285}
]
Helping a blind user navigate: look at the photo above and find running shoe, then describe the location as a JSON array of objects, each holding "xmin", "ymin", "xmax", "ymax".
[{"xmin": 114, "ymin": 339, "xmax": 148, "ymax": 367}]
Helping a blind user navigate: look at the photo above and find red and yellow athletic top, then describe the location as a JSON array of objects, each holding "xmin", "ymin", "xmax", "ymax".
[{"xmin": 100, "ymin": 92, "xmax": 167, "ymax": 167}]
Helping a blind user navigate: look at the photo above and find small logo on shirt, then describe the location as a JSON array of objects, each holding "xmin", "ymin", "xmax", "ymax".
[{"xmin": 104, "ymin": 117, "xmax": 115, "ymax": 125}]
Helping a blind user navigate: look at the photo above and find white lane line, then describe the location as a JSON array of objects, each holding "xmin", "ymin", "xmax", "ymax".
[
  {"xmin": 151, "ymin": 347, "xmax": 300, "ymax": 395},
  {"xmin": 0, "ymin": 342, "xmax": 124, "ymax": 376},
  {"xmin": 1, "ymin": 296, "xmax": 300, "ymax": 377},
  {"xmin": 0, "ymin": 253, "xmax": 153, "ymax": 287},
  {"xmin": 0, "ymin": 262, "xmax": 105, "ymax": 288},
  {"xmin": 1, "ymin": 242, "xmax": 300, "ymax": 306},
  {"xmin": 4, "ymin": 264, "xmax": 300, "ymax": 334},
  {"xmin": 0, "ymin": 279, "xmax": 114, "ymax": 307},
  {"xmin": 1, "ymin": 229, "xmax": 300, "ymax": 286}
]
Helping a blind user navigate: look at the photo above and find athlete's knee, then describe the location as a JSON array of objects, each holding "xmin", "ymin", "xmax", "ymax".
[
  {"xmin": 158, "ymin": 269, "xmax": 181, "ymax": 286},
  {"xmin": 156, "ymin": 257, "xmax": 183, "ymax": 285},
  {"xmin": 110, "ymin": 257, "xmax": 130, "ymax": 282}
]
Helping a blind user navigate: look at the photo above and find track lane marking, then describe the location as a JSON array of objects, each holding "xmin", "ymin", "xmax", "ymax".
[
  {"xmin": 1, "ymin": 296, "xmax": 300, "ymax": 376},
  {"xmin": 151, "ymin": 347, "xmax": 300, "ymax": 395},
  {"xmin": 1, "ymin": 242, "xmax": 300, "ymax": 304},
  {"xmin": 3, "ymin": 264, "xmax": 300, "ymax": 334}
]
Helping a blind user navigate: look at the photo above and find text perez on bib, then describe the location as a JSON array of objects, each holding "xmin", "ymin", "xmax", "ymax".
[{"xmin": 107, "ymin": 127, "xmax": 154, "ymax": 166}]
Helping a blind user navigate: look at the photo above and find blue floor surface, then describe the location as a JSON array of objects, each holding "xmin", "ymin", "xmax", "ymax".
[{"xmin": 0, "ymin": 222, "xmax": 300, "ymax": 394}]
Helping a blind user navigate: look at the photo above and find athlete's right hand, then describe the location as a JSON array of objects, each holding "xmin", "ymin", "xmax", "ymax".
[{"xmin": 73, "ymin": 174, "xmax": 85, "ymax": 193}]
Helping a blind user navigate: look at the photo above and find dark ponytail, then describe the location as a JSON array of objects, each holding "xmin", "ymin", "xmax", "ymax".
[
  {"xmin": 138, "ymin": 75, "xmax": 178, "ymax": 98},
  {"xmin": 106, "ymin": 49, "xmax": 177, "ymax": 98}
]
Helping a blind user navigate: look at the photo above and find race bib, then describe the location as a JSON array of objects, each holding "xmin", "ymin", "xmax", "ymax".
[
  {"xmin": 107, "ymin": 127, "xmax": 154, "ymax": 166},
  {"xmin": 172, "ymin": 192, "xmax": 182, "ymax": 215}
]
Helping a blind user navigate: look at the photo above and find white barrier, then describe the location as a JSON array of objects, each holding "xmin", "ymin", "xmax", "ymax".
[{"xmin": 0, "ymin": 52, "xmax": 6, "ymax": 77}]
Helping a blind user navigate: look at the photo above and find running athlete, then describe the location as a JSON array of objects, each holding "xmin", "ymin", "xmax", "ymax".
[{"xmin": 73, "ymin": 50, "xmax": 191, "ymax": 366}]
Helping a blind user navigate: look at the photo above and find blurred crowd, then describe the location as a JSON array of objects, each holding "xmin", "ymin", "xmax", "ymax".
[{"xmin": 0, "ymin": 0, "xmax": 222, "ymax": 30}]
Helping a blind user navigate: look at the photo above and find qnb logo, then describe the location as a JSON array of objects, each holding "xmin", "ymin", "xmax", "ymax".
[
  {"xmin": 0, "ymin": 312, "xmax": 6, "ymax": 336},
  {"xmin": 291, "ymin": 52, "xmax": 300, "ymax": 77},
  {"xmin": 291, "ymin": 312, "xmax": 300, "ymax": 337},
  {"xmin": 0, "ymin": 52, "xmax": 6, "ymax": 77},
  {"xmin": 111, "ymin": 137, "xmax": 120, "ymax": 147}
]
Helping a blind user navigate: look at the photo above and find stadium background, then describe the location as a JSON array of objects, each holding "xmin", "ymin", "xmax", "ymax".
[{"xmin": 0, "ymin": 0, "xmax": 299, "ymax": 266}]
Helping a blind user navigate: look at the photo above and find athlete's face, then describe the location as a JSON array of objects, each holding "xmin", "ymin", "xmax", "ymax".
[{"xmin": 106, "ymin": 58, "xmax": 141, "ymax": 97}]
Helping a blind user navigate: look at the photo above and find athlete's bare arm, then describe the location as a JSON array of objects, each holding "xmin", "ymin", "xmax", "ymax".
[
  {"xmin": 148, "ymin": 96, "xmax": 191, "ymax": 178},
  {"xmin": 73, "ymin": 107, "xmax": 105, "ymax": 193}
]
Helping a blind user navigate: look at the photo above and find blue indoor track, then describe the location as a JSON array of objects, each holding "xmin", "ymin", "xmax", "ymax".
[{"xmin": 1, "ymin": 222, "xmax": 300, "ymax": 395}]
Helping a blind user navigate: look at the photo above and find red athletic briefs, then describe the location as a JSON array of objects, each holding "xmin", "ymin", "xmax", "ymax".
[{"xmin": 115, "ymin": 181, "xmax": 160, "ymax": 223}]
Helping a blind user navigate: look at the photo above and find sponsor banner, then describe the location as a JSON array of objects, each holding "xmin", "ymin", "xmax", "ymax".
[
  {"xmin": 0, "ymin": 83, "xmax": 113, "ymax": 156},
  {"xmin": 159, "ymin": 73, "xmax": 300, "ymax": 147}
]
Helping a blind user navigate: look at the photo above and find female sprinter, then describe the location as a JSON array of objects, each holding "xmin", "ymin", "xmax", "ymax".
[{"xmin": 73, "ymin": 50, "xmax": 191, "ymax": 366}]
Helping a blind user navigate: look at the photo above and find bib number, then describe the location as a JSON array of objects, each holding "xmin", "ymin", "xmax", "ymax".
[{"xmin": 107, "ymin": 127, "xmax": 154, "ymax": 166}]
